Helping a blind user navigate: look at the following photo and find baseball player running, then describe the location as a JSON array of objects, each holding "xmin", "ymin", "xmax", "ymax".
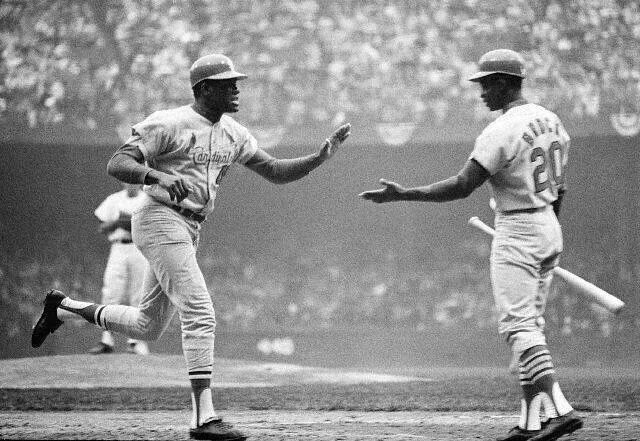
[
  {"xmin": 90, "ymin": 182, "xmax": 149, "ymax": 355},
  {"xmin": 32, "ymin": 53, "xmax": 350, "ymax": 441},
  {"xmin": 359, "ymin": 49, "xmax": 582, "ymax": 441}
]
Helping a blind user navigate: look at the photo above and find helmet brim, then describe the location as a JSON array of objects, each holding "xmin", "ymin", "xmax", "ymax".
[
  {"xmin": 468, "ymin": 71, "xmax": 525, "ymax": 82},
  {"xmin": 191, "ymin": 71, "xmax": 248, "ymax": 88}
]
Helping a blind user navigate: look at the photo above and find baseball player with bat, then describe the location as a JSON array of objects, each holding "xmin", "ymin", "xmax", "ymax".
[
  {"xmin": 360, "ymin": 49, "xmax": 582, "ymax": 441},
  {"xmin": 32, "ymin": 53, "xmax": 351, "ymax": 441}
]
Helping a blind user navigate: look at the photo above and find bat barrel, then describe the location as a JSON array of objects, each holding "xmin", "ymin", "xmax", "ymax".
[
  {"xmin": 553, "ymin": 267, "xmax": 625, "ymax": 315},
  {"xmin": 468, "ymin": 216, "xmax": 625, "ymax": 315}
]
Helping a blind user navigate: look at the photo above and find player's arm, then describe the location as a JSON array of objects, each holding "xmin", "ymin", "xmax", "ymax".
[
  {"xmin": 359, "ymin": 158, "xmax": 490, "ymax": 203},
  {"xmin": 107, "ymin": 143, "xmax": 190, "ymax": 203},
  {"xmin": 243, "ymin": 148, "xmax": 323, "ymax": 184},
  {"xmin": 243, "ymin": 123, "xmax": 351, "ymax": 184}
]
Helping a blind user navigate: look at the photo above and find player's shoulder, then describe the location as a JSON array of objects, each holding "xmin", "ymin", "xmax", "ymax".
[
  {"xmin": 507, "ymin": 102, "xmax": 564, "ymax": 124},
  {"xmin": 132, "ymin": 106, "xmax": 202, "ymax": 141},
  {"xmin": 477, "ymin": 114, "xmax": 511, "ymax": 143},
  {"xmin": 481, "ymin": 104, "xmax": 553, "ymax": 135},
  {"xmin": 142, "ymin": 105, "xmax": 194, "ymax": 126}
]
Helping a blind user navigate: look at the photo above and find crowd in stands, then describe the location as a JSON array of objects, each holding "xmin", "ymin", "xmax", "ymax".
[
  {"xmin": 4, "ymin": 1, "xmax": 639, "ymax": 135},
  {"xmin": 2, "ymin": 238, "xmax": 637, "ymax": 346},
  {"xmin": 199, "ymin": 0, "xmax": 640, "ymax": 129}
]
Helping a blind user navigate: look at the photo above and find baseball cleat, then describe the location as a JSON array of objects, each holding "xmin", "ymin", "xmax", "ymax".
[
  {"xmin": 31, "ymin": 289, "xmax": 66, "ymax": 348},
  {"xmin": 496, "ymin": 425, "xmax": 540, "ymax": 441},
  {"xmin": 189, "ymin": 418, "xmax": 247, "ymax": 440},
  {"xmin": 528, "ymin": 411, "xmax": 583, "ymax": 441},
  {"xmin": 89, "ymin": 342, "xmax": 114, "ymax": 355}
]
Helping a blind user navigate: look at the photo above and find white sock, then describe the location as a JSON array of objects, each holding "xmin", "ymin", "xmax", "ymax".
[
  {"xmin": 57, "ymin": 298, "xmax": 94, "ymax": 321},
  {"xmin": 60, "ymin": 298, "xmax": 93, "ymax": 310},
  {"xmin": 56, "ymin": 308, "xmax": 79, "ymax": 321},
  {"xmin": 551, "ymin": 382, "xmax": 573, "ymax": 416},
  {"xmin": 191, "ymin": 388, "xmax": 217, "ymax": 428}
]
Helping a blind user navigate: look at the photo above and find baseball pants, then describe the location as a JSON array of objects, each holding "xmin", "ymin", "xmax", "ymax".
[
  {"xmin": 99, "ymin": 198, "xmax": 216, "ymax": 376},
  {"xmin": 491, "ymin": 206, "xmax": 562, "ymax": 355}
]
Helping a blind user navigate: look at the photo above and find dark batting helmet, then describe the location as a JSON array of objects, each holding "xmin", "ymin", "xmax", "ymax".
[
  {"xmin": 189, "ymin": 54, "xmax": 247, "ymax": 88},
  {"xmin": 468, "ymin": 49, "xmax": 526, "ymax": 82}
]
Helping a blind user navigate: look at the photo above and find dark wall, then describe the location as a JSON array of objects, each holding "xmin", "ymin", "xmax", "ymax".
[
  {"xmin": 0, "ymin": 139, "xmax": 484, "ymax": 260},
  {"xmin": 1, "ymin": 134, "xmax": 638, "ymax": 279}
]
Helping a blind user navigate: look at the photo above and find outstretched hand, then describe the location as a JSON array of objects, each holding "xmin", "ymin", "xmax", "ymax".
[
  {"xmin": 319, "ymin": 123, "xmax": 351, "ymax": 160},
  {"xmin": 359, "ymin": 179, "xmax": 406, "ymax": 203}
]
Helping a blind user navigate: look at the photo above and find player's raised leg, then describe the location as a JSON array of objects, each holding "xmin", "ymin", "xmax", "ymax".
[{"xmin": 31, "ymin": 261, "xmax": 174, "ymax": 349}]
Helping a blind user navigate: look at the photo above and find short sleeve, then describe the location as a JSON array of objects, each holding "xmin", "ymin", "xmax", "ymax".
[
  {"xmin": 470, "ymin": 125, "xmax": 511, "ymax": 176},
  {"xmin": 234, "ymin": 130, "xmax": 259, "ymax": 164},
  {"xmin": 128, "ymin": 112, "xmax": 172, "ymax": 161}
]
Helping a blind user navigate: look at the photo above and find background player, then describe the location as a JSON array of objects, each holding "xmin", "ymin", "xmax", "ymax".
[
  {"xmin": 359, "ymin": 49, "xmax": 582, "ymax": 441},
  {"xmin": 31, "ymin": 53, "xmax": 350, "ymax": 441},
  {"xmin": 90, "ymin": 182, "xmax": 149, "ymax": 355}
]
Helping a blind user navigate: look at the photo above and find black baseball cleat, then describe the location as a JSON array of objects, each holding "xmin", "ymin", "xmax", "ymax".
[
  {"xmin": 189, "ymin": 418, "xmax": 247, "ymax": 440},
  {"xmin": 496, "ymin": 425, "xmax": 540, "ymax": 441},
  {"xmin": 529, "ymin": 411, "xmax": 583, "ymax": 441},
  {"xmin": 31, "ymin": 289, "xmax": 66, "ymax": 348}
]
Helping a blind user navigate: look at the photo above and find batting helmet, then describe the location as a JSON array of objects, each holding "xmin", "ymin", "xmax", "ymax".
[
  {"xmin": 468, "ymin": 49, "xmax": 526, "ymax": 82},
  {"xmin": 189, "ymin": 54, "xmax": 247, "ymax": 88}
]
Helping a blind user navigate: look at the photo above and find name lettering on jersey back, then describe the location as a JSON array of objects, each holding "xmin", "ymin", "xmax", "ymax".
[{"xmin": 521, "ymin": 118, "xmax": 561, "ymax": 146}]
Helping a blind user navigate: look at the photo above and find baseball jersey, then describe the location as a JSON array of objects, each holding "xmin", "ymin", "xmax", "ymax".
[
  {"xmin": 95, "ymin": 189, "xmax": 149, "ymax": 243},
  {"xmin": 470, "ymin": 103, "xmax": 570, "ymax": 212},
  {"xmin": 126, "ymin": 105, "xmax": 259, "ymax": 215}
]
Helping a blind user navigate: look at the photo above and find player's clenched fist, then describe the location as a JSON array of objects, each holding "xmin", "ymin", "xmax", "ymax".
[
  {"xmin": 151, "ymin": 171, "xmax": 191, "ymax": 203},
  {"xmin": 359, "ymin": 179, "xmax": 406, "ymax": 203},
  {"xmin": 319, "ymin": 123, "xmax": 351, "ymax": 161}
]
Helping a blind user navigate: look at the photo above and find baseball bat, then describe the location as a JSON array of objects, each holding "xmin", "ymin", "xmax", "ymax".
[{"xmin": 468, "ymin": 216, "xmax": 625, "ymax": 315}]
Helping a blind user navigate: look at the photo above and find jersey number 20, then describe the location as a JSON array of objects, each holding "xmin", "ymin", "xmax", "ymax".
[{"xmin": 530, "ymin": 141, "xmax": 564, "ymax": 193}]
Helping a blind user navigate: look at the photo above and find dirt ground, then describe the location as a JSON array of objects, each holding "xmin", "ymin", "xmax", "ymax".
[
  {"xmin": 1, "ymin": 410, "xmax": 637, "ymax": 441},
  {"xmin": 2, "ymin": 355, "xmax": 638, "ymax": 440}
]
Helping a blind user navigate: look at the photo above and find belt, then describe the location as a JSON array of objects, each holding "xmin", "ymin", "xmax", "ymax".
[
  {"xmin": 502, "ymin": 206, "xmax": 548, "ymax": 214},
  {"xmin": 113, "ymin": 239, "xmax": 133, "ymax": 244},
  {"xmin": 170, "ymin": 205, "xmax": 206, "ymax": 222}
]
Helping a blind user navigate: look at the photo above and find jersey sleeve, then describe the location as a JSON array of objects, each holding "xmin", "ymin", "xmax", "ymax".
[
  {"xmin": 128, "ymin": 112, "xmax": 174, "ymax": 161},
  {"xmin": 469, "ymin": 125, "xmax": 513, "ymax": 176},
  {"xmin": 234, "ymin": 129, "xmax": 259, "ymax": 164}
]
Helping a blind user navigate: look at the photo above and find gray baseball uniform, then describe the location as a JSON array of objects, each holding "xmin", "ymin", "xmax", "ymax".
[
  {"xmin": 470, "ymin": 102, "xmax": 570, "ymax": 355},
  {"xmin": 33, "ymin": 53, "xmax": 350, "ymax": 440}
]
